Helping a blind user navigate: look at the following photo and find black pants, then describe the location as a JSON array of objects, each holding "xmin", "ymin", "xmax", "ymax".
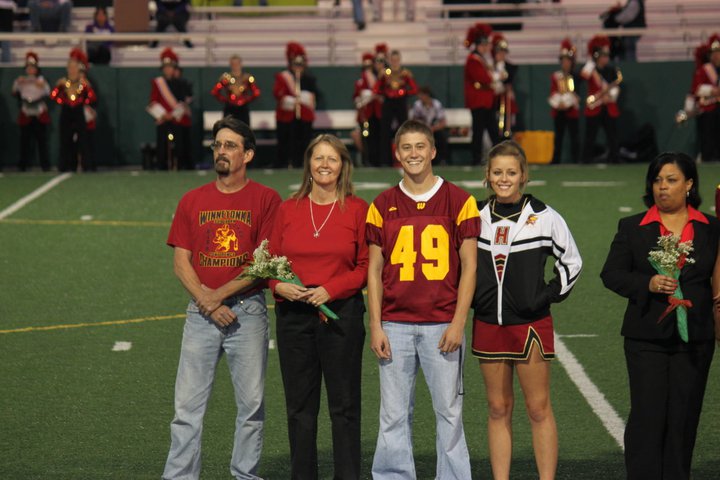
[
  {"xmin": 156, "ymin": 8, "xmax": 189, "ymax": 33},
  {"xmin": 19, "ymin": 118, "xmax": 50, "ymax": 171},
  {"xmin": 361, "ymin": 116, "xmax": 381, "ymax": 166},
  {"xmin": 623, "ymin": 337, "xmax": 714, "ymax": 480},
  {"xmin": 224, "ymin": 103, "xmax": 250, "ymax": 127},
  {"xmin": 583, "ymin": 107, "xmax": 619, "ymax": 163},
  {"xmin": 552, "ymin": 111, "xmax": 579, "ymax": 164},
  {"xmin": 379, "ymin": 97, "xmax": 408, "ymax": 166},
  {"xmin": 698, "ymin": 109, "xmax": 720, "ymax": 162},
  {"xmin": 59, "ymin": 109, "xmax": 94, "ymax": 172},
  {"xmin": 276, "ymin": 119, "xmax": 313, "ymax": 168},
  {"xmin": 470, "ymin": 107, "xmax": 499, "ymax": 165},
  {"xmin": 156, "ymin": 122, "xmax": 191, "ymax": 170},
  {"xmin": 276, "ymin": 293, "xmax": 366, "ymax": 480}
]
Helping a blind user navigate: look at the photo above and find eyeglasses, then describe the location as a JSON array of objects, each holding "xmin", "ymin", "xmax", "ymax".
[{"xmin": 210, "ymin": 141, "xmax": 240, "ymax": 152}]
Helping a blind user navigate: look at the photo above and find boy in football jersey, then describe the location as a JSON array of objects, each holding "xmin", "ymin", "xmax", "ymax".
[{"xmin": 366, "ymin": 119, "xmax": 480, "ymax": 478}]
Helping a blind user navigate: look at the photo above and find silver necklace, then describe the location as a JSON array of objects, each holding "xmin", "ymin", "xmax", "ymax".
[{"xmin": 309, "ymin": 194, "xmax": 337, "ymax": 238}]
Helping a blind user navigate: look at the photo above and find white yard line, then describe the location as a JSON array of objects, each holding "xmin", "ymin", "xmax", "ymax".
[
  {"xmin": 0, "ymin": 173, "xmax": 72, "ymax": 220},
  {"xmin": 554, "ymin": 333, "xmax": 626, "ymax": 450}
]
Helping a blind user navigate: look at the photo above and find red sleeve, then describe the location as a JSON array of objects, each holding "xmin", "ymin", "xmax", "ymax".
[
  {"xmin": 405, "ymin": 73, "xmax": 418, "ymax": 96},
  {"xmin": 273, "ymin": 72, "xmax": 286, "ymax": 101},
  {"xmin": 465, "ymin": 56, "xmax": 492, "ymax": 86},
  {"xmin": 550, "ymin": 73, "xmax": 558, "ymax": 95},
  {"xmin": 84, "ymin": 82, "xmax": 97, "ymax": 105},
  {"xmin": 323, "ymin": 199, "xmax": 369, "ymax": 300},
  {"xmin": 50, "ymin": 85, "xmax": 62, "ymax": 105},
  {"xmin": 365, "ymin": 198, "xmax": 384, "ymax": 247},
  {"xmin": 211, "ymin": 80, "xmax": 227, "ymax": 103},
  {"xmin": 167, "ymin": 193, "xmax": 193, "ymax": 250},
  {"xmin": 249, "ymin": 80, "xmax": 261, "ymax": 101},
  {"xmin": 373, "ymin": 74, "xmax": 386, "ymax": 95}
]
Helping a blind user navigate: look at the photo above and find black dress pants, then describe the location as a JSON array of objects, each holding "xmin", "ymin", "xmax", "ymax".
[
  {"xmin": 582, "ymin": 107, "xmax": 619, "ymax": 163},
  {"xmin": 224, "ymin": 103, "xmax": 250, "ymax": 127},
  {"xmin": 276, "ymin": 119, "xmax": 313, "ymax": 169},
  {"xmin": 470, "ymin": 107, "xmax": 499, "ymax": 165},
  {"xmin": 361, "ymin": 116, "xmax": 381, "ymax": 166},
  {"xmin": 552, "ymin": 111, "xmax": 579, "ymax": 164},
  {"xmin": 59, "ymin": 109, "xmax": 94, "ymax": 172},
  {"xmin": 379, "ymin": 97, "xmax": 408, "ymax": 166},
  {"xmin": 19, "ymin": 118, "xmax": 50, "ymax": 171},
  {"xmin": 276, "ymin": 292, "xmax": 366, "ymax": 480},
  {"xmin": 698, "ymin": 109, "xmax": 720, "ymax": 162},
  {"xmin": 623, "ymin": 337, "xmax": 714, "ymax": 480}
]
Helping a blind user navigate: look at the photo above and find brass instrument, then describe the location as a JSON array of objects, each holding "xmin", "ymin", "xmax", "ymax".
[
  {"xmin": 558, "ymin": 74, "xmax": 575, "ymax": 94},
  {"xmin": 498, "ymin": 91, "xmax": 512, "ymax": 139},
  {"xmin": 587, "ymin": 69, "xmax": 623, "ymax": 109}
]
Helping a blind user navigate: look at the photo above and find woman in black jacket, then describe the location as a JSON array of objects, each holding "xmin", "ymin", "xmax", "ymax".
[{"xmin": 601, "ymin": 151, "xmax": 720, "ymax": 480}]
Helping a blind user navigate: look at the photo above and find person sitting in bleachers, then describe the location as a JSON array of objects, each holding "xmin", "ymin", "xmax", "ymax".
[
  {"xmin": 28, "ymin": 0, "xmax": 72, "ymax": 33},
  {"xmin": 85, "ymin": 6, "xmax": 114, "ymax": 65},
  {"xmin": 150, "ymin": 0, "xmax": 193, "ymax": 49}
]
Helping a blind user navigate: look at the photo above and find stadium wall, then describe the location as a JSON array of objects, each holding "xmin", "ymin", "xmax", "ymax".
[{"xmin": 0, "ymin": 62, "xmax": 697, "ymax": 169}]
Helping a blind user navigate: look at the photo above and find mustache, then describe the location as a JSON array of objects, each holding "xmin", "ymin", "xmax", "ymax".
[{"xmin": 215, "ymin": 155, "xmax": 230, "ymax": 164}]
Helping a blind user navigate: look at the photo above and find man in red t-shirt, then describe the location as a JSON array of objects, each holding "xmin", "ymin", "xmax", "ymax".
[
  {"xmin": 366, "ymin": 119, "xmax": 479, "ymax": 479},
  {"xmin": 162, "ymin": 116, "xmax": 281, "ymax": 480}
]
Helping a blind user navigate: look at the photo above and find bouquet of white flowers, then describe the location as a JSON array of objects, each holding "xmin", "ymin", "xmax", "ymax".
[
  {"xmin": 648, "ymin": 234, "xmax": 695, "ymax": 342},
  {"xmin": 241, "ymin": 239, "xmax": 339, "ymax": 321}
]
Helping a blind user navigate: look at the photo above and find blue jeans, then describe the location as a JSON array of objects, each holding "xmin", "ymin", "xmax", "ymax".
[
  {"xmin": 372, "ymin": 321, "xmax": 470, "ymax": 480},
  {"xmin": 162, "ymin": 291, "xmax": 269, "ymax": 480}
]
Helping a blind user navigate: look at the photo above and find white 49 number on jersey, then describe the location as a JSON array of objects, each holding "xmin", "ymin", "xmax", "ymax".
[{"xmin": 390, "ymin": 224, "xmax": 450, "ymax": 281}]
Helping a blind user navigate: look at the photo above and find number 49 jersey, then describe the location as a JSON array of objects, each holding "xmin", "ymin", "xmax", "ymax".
[{"xmin": 366, "ymin": 181, "xmax": 480, "ymax": 323}]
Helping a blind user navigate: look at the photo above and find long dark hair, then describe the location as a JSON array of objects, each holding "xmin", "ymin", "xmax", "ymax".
[{"xmin": 643, "ymin": 152, "xmax": 701, "ymax": 208}]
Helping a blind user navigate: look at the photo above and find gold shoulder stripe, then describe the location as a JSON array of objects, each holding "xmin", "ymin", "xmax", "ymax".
[
  {"xmin": 366, "ymin": 202, "xmax": 384, "ymax": 229},
  {"xmin": 456, "ymin": 196, "xmax": 480, "ymax": 226}
]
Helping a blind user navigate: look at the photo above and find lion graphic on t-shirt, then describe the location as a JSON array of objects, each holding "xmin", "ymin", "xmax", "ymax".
[{"xmin": 213, "ymin": 224, "xmax": 239, "ymax": 252}]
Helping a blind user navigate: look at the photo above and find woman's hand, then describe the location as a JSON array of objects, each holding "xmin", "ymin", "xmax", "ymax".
[
  {"xmin": 305, "ymin": 286, "xmax": 331, "ymax": 308},
  {"xmin": 275, "ymin": 282, "xmax": 310, "ymax": 302},
  {"xmin": 649, "ymin": 274, "xmax": 678, "ymax": 294}
]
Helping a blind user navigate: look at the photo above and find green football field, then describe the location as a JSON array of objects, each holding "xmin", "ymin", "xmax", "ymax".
[{"xmin": 2, "ymin": 164, "xmax": 720, "ymax": 479}]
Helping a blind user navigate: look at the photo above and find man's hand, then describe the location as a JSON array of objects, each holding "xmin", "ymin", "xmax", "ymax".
[
  {"xmin": 370, "ymin": 324, "xmax": 392, "ymax": 360},
  {"xmin": 438, "ymin": 322, "xmax": 464, "ymax": 354},
  {"xmin": 195, "ymin": 285, "xmax": 223, "ymax": 316},
  {"xmin": 210, "ymin": 305, "xmax": 237, "ymax": 327}
]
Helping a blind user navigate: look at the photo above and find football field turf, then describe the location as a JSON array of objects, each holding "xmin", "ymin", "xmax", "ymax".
[{"xmin": 1, "ymin": 164, "xmax": 720, "ymax": 479}]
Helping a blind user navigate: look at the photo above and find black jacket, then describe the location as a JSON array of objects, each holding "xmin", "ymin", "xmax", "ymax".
[{"xmin": 600, "ymin": 211, "xmax": 719, "ymax": 341}]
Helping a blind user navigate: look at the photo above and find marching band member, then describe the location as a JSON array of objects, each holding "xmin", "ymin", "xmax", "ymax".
[
  {"xmin": 675, "ymin": 43, "xmax": 709, "ymax": 160},
  {"xmin": 373, "ymin": 48, "xmax": 418, "ymax": 166},
  {"xmin": 581, "ymin": 35, "xmax": 622, "ymax": 163},
  {"xmin": 51, "ymin": 48, "xmax": 97, "ymax": 172},
  {"xmin": 353, "ymin": 51, "xmax": 381, "ymax": 166},
  {"xmin": 548, "ymin": 38, "xmax": 581, "ymax": 164},
  {"xmin": 464, "ymin": 23, "xmax": 500, "ymax": 165},
  {"xmin": 147, "ymin": 48, "xmax": 193, "ymax": 170},
  {"xmin": 211, "ymin": 54, "xmax": 260, "ymax": 127},
  {"xmin": 273, "ymin": 41, "xmax": 317, "ymax": 169},
  {"xmin": 491, "ymin": 33, "xmax": 518, "ymax": 141},
  {"xmin": 12, "ymin": 51, "xmax": 51, "ymax": 171},
  {"xmin": 692, "ymin": 34, "xmax": 720, "ymax": 163}
]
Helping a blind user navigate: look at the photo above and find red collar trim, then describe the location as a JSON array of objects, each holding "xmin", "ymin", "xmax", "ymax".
[{"xmin": 639, "ymin": 205, "xmax": 708, "ymax": 226}]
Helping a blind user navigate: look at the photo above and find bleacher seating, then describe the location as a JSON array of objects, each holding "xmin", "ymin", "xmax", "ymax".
[{"xmin": 1, "ymin": 0, "xmax": 718, "ymax": 67}]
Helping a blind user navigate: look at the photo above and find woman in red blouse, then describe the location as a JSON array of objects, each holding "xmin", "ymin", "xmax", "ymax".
[{"xmin": 269, "ymin": 134, "xmax": 368, "ymax": 480}]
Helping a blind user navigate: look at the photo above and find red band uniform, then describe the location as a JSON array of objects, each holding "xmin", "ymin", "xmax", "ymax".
[
  {"xmin": 491, "ymin": 33, "xmax": 519, "ymax": 140},
  {"xmin": 148, "ymin": 48, "xmax": 193, "ymax": 170},
  {"xmin": 211, "ymin": 58, "xmax": 260, "ymax": 127},
  {"xmin": 50, "ymin": 48, "xmax": 97, "ymax": 172},
  {"xmin": 12, "ymin": 51, "xmax": 51, "ymax": 171},
  {"xmin": 691, "ymin": 34, "xmax": 720, "ymax": 162},
  {"xmin": 548, "ymin": 39, "xmax": 581, "ymax": 163},
  {"xmin": 353, "ymin": 50, "xmax": 383, "ymax": 166}
]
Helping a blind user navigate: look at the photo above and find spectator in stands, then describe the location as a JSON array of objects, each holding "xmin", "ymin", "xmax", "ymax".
[
  {"xmin": 50, "ymin": 48, "xmax": 97, "ymax": 172},
  {"xmin": 600, "ymin": 0, "xmax": 645, "ymax": 62},
  {"xmin": 373, "ymin": 49, "xmax": 417, "ymax": 166},
  {"xmin": 464, "ymin": 22, "xmax": 500, "ymax": 165},
  {"xmin": 0, "ymin": 1, "xmax": 15, "ymax": 63},
  {"xmin": 581, "ymin": 35, "xmax": 621, "ymax": 163},
  {"xmin": 491, "ymin": 33, "xmax": 518, "ymax": 139},
  {"xmin": 333, "ymin": 0, "xmax": 365, "ymax": 30},
  {"xmin": 269, "ymin": 134, "xmax": 368, "ymax": 480},
  {"xmin": 692, "ymin": 34, "xmax": 720, "ymax": 163},
  {"xmin": 12, "ymin": 51, "xmax": 51, "ymax": 171},
  {"xmin": 548, "ymin": 38, "xmax": 581, "ymax": 164},
  {"xmin": 147, "ymin": 48, "xmax": 193, "ymax": 170},
  {"xmin": 150, "ymin": 0, "xmax": 193, "ymax": 49},
  {"xmin": 601, "ymin": 152, "xmax": 719, "ymax": 480},
  {"xmin": 273, "ymin": 42, "xmax": 317, "ymax": 169},
  {"xmin": 85, "ymin": 6, "xmax": 114, "ymax": 65},
  {"xmin": 211, "ymin": 55, "xmax": 261, "ymax": 127},
  {"xmin": 409, "ymin": 86, "xmax": 449, "ymax": 165},
  {"xmin": 28, "ymin": 0, "xmax": 72, "ymax": 33}
]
